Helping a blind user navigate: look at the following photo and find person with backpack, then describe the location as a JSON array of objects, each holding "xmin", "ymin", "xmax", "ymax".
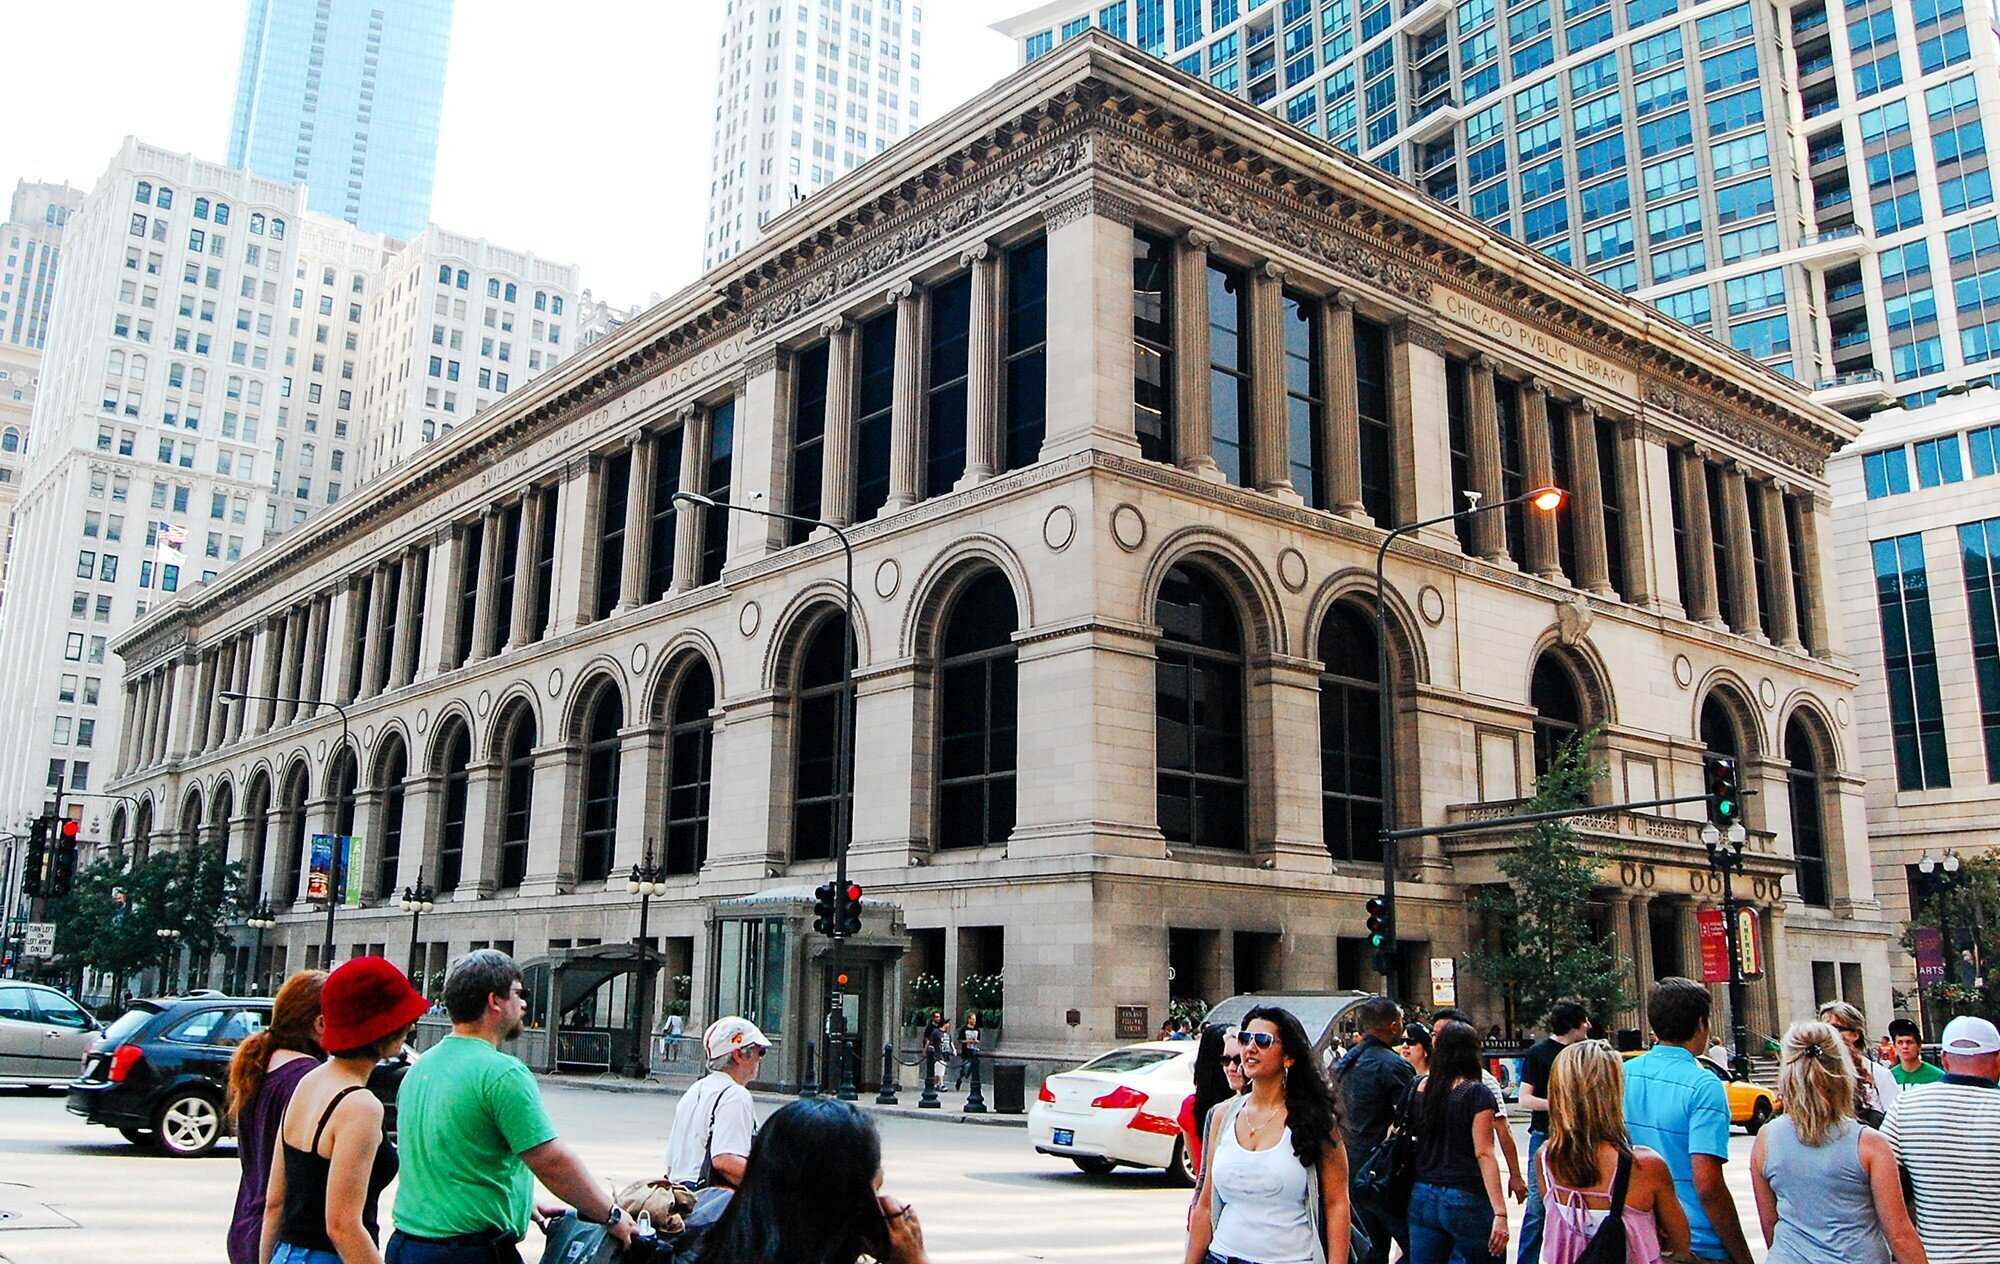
[
  {"xmin": 1536, "ymin": 1039, "xmax": 1688, "ymax": 1264},
  {"xmin": 1337, "ymin": 996, "xmax": 1415, "ymax": 1264},
  {"xmin": 664, "ymin": 1017, "xmax": 768, "ymax": 1188}
]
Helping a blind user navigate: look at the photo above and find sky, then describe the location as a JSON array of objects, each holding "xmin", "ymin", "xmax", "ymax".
[{"xmin": 2, "ymin": 1, "xmax": 1024, "ymax": 306}]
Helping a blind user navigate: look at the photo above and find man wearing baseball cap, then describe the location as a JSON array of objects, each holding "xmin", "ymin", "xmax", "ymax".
[
  {"xmin": 1882, "ymin": 1014, "xmax": 2000, "ymax": 1262},
  {"xmin": 664, "ymin": 1016, "xmax": 770, "ymax": 1187}
]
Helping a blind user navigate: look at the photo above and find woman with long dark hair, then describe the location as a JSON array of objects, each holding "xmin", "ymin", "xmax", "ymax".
[
  {"xmin": 226, "ymin": 970, "xmax": 327, "ymax": 1264},
  {"xmin": 1183, "ymin": 1006, "xmax": 1351, "ymax": 1264},
  {"xmin": 1406, "ymin": 1022, "xmax": 1508, "ymax": 1264},
  {"xmin": 700, "ymin": 1097, "xmax": 929, "ymax": 1264},
  {"xmin": 1179, "ymin": 1025, "xmax": 1246, "ymax": 1186}
]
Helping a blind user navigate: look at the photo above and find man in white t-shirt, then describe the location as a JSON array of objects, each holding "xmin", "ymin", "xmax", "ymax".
[{"xmin": 664, "ymin": 1017, "xmax": 768, "ymax": 1187}]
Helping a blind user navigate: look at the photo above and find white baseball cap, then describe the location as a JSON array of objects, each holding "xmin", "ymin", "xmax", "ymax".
[
  {"xmin": 1940, "ymin": 1015, "xmax": 2000, "ymax": 1056},
  {"xmin": 703, "ymin": 1015, "xmax": 772, "ymax": 1060}
]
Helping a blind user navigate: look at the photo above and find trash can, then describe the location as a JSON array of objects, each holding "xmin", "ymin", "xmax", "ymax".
[{"xmin": 991, "ymin": 1062, "xmax": 1027, "ymax": 1114}]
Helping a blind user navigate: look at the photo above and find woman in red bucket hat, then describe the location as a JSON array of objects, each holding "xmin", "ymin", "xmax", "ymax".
[{"xmin": 261, "ymin": 956, "xmax": 429, "ymax": 1264}]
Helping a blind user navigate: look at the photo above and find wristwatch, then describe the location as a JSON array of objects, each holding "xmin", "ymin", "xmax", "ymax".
[{"xmin": 605, "ymin": 1206, "xmax": 625, "ymax": 1228}]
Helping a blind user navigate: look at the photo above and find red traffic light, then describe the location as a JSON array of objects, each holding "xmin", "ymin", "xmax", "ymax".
[
  {"xmin": 60, "ymin": 819, "xmax": 80, "ymax": 840},
  {"xmin": 844, "ymin": 883, "xmax": 863, "ymax": 902}
]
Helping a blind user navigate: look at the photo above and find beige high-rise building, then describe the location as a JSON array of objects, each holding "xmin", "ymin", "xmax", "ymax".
[{"xmin": 109, "ymin": 36, "xmax": 1889, "ymax": 1082}]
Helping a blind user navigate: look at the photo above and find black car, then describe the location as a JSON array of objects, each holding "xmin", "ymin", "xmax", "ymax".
[{"xmin": 67, "ymin": 994, "xmax": 270, "ymax": 1157}]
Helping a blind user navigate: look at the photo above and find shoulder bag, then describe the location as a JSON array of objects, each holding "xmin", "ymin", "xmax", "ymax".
[
  {"xmin": 1568, "ymin": 1149, "xmax": 1633, "ymax": 1264},
  {"xmin": 1351, "ymin": 1075, "xmax": 1419, "ymax": 1207}
]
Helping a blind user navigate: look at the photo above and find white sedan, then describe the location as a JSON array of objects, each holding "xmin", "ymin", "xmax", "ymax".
[{"xmin": 1030, "ymin": 1040, "xmax": 1197, "ymax": 1184}]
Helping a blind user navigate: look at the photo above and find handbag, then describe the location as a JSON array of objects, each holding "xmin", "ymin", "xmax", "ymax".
[
  {"xmin": 1351, "ymin": 1077, "xmax": 1419, "ymax": 1207},
  {"xmin": 537, "ymin": 1213, "xmax": 619, "ymax": 1264},
  {"xmin": 1568, "ymin": 1149, "xmax": 1633, "ymax": 1264}
]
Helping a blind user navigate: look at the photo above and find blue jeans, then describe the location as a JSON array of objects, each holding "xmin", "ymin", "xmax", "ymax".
[
  {"xmin": 1516, "ymin": 1129, "xmax": 1547, "ymax": 1264},
  {"xmin": 385, "ymin": 1230, "xmax": 522, "ymax": 1264},
  {"xmin": 1408, "ymin": 1181, "xmax": 1502, "ymax": 1264},
  {"xmin": 271, "ymin": 1246, "xmax": 342, "ymax": 1264}
]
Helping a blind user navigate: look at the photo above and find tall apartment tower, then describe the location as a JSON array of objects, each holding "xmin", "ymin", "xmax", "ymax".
[
  {"xmin": 1, "ymin": 180, "xmax": 85, "ymax": 351},
  {"xmin": 702, "ymin": 0, "xmax": 926, "ymax": 271},
  {"xmin": 227, "ymin": 0, "xmax": 454, "ymax": 241},
  {"xmin": 999, "ymin": 0, "xmax": 2000, "ymax": 1017}
]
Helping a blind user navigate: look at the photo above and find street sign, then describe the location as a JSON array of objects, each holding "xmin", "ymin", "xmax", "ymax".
[
  {"xmin": 1736, "ymin": 907, "xmax": 1763, "ymax": 980},
  {"xmin": 23, "ymin": 922, "xmax": 56, "ymax": 958},
  {"xmin": 1914, "ymin": 927, "xmax": 1946, "ymax": 985},
  {"xmin": 1429, "ymin": 957, "xmax": 1457, "ymax": 1006}
]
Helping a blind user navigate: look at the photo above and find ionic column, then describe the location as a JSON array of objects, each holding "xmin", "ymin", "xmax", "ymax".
[
  {"xmin": 151, "ymin": 671, "xmax": 171, "ymax": 766},
  {"xmin": 818, "ymin": 320, "xmax": 856, "ymax": 527},
  {"xmin": 394, "ymin": 548, "xmax": 424, "ymax": 686},
  {"xmin": 503, "ymin": 495, "xmax": 540, "ymax": 652},
  {"xmin": 1249, "ymin": 262, "xmax": 1297, "ymax": 501},
  {"xmin": 303, "ymin": 594, "xmax": 330, "ymax": 714},
  {"xmin": 470, "ymin": 509, "xmax": 502, "ymax": 659},
  {"xmin": 136, "ymin": 674, "xmax": 159, "ymax": 767},
  {"xmin": 1678, "ymin": 449, "xmax": 1722, "ymax": 626},
  {"xmin": 331, "ymin": 578, "xmax": 364, "ymax": 705},
  {"xmin": 1761, "ymin": 481, "xmax": 1803, "ymax": 652},
  {"xmin": 118, "ymin": 680, "xmax": 140, "ymax": 775},
  {"xmin": 884, "ymin": 281, "xmax": 926, "ymax": 512},
  {"xmin": 671, "ymin": 410, "xmax": 708, "ymax": 592},
  {"xmin": 956, "ymin": 245, "xmax": 1001, "ymax": 490},
  {"xmin": 1632, "ymin": 894, "xmax": 1658, "ymax": 1038},
  {"xmin": 255, "ymin": 617, "xmax": 283, "ymax": 734},
  {"xmin": 1721, "ymin": 464, "xmax": 1761, "ymax": 638},
  {"xmin": 617, "ymin": 440, "xmax": 654, "ymax": 614},
  {"xmin": 229, "ymin": 633, "xmax": 255, "ymax": 743},
  {"xmin": 1608, "ymin": 893, "xmax": 1640, "ymax": 1033},
  {"xmin": 1566, "ymin": 402, "xmax": 1614, "ymax": 596},
  {"xmin": 1321, "ymin": 291, "xmax": 1365, "ymax": 519},
  {"xmin": 1790, "ymin": 494, "xmax": 1834, "ymax": 656},
  {"xmin": 277, "ymin": 607, "xmax": 304, "ymax": 724},
  {"xmin": 1467, "ymin": 357, "xmax": 1507, "ymax": 562},
  {"xmin": 190, "ymin": 651, "xmax": 217, "ymax": 753},
  {"xmin": 372, "ymin": 563, "xmax": 401, "ymax": 694},
  {"xmin": 1632, "ymin": 428, "xmax": 1679, "ymax": 614},
  {"xmin": 1521, "ymin": 380, "xmax": 1562, "ymax": 579},
  {"xmin": 1173, "ymin": 230, "xmax": 1221, "ymax": 480},
  {"xmin": 427, "ymin": 526, "xmax": 465, "ymax": 674},
  {"xmin": 551, "ymin": 456, "xmax": 602, "ymax": 634}
]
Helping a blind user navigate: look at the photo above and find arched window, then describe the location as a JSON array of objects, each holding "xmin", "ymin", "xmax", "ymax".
[
  {"xmin": 156, "ymin": 186, "xmax": 172, "ymax": 210},
  {"xmin": 1786, "ymin": 717, "xmax": 1830, "ymax": 907},
  {"xmin": 330, "ymin": 748, "xmax": 358, "ymax": 840},
  {"xmin": 130, "ymin": 354, "xmax": 148, "ymax": 381},
  {"xmin": 793, "ymin": 612, "xmax": 854, "ymax": 862},
  {"xmin": 1155, "ymin": 564, "xmax": 1247, "ymax": 849},
  {"xmin": 435, "ymin": 722, "xmax": 470, "ymax": 893},
  {"xmin": 663, "ymin": 660, "xmax": 716, "ymax": 876},
  {"xmin": 134, "ymin": 800, "xmax": 154, "ymax": 865},
  {"xmin": 1530, "ymin": 652, "xmax": 1588, "ymax": 785},
  {"xmin": 376, "ymin": 739, "xmax": 408, "ymax": 896},
  {"xmin": 498, "ymin": 708, "xmax": 537, "ymax": 889},
  {"xmin": 438, "ymin": 264, "xmax": 452, "ymax": 284},
  {"xmin": 1318, "ymin": 603, "xmax": 1383, "ymax": 863},
  {"xmin": 250, "ymin": 212, "xmax": 265, "ymax": 234},
  {"xmin": 937, "ymin": 572, "xmax": 1019, "ymax": 849},
  {"xmin": 212, "ymin": 202, "xmax": 228, "ymax": 225},
  {"xmin": 578, "ymin": 683, "xmax": 624, "ymax": 882},
  {"xmin": 136, "ymin": 181, "xmax": 152, "ymax": 204},
  {"xmin": 1, "ymin": 428, "xmax": 18, "ymax": 453},
  {"xmin": 1700, "ymin": 691, "xmax": 1745, "ymax": 761},
  {"xmin": 243, "ymin": 775, "xmax": 271, "ymax": 902},
  {"xmin": 279, "ymin": 765, "xmax": 310, "ymax": 901},
  {"xmin": 180, "ymin": 791, "xmax": 204, "ymax": 853},
  {"xmin": 209, "ymin": 783, "xmax": 234, "ymax": 853},
  {"xmin": 107, "ymin": 349, "xmax": 125, "ymax": 376}
]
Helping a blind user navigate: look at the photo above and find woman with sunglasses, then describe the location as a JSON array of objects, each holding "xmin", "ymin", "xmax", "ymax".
[
  {"xmin": 1180, "ymin": 1026, "xmax": 1250, "ymax": 1187},
  {"xmin": 1399, "ymin": 1023, "xmax": 1433, "ymax": 1077},
  {"xmin": 1184, "ymin": 1007, "xmax": 1352, "ymax": 1264},
  {"xmin": 1816, "ymin": 1001, "xmax": 1897, "ymax": 1125}
]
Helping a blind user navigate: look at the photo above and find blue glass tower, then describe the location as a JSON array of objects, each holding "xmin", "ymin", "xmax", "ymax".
[{"xmin": 227, "ymin": 0, "xmax": 453, "ymax": 241}]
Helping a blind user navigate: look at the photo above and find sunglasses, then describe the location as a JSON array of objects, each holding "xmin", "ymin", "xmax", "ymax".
[
  {"xmin": 1238, "ymin": 1031, "xmax": 1278, "ymax": 1050},
  {"xmin": 1220, "ymin": 1054, "xmax": 1242, "ymax": 1067}
]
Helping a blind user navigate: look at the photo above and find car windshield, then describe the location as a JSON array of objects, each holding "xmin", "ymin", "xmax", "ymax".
[
  {"xmin": 1203, "ymin": 996, "xmax": 1363, "ymax": 1045},
  {"xmin": 1077, "ymin": 1049, "xmax": 1181, "ymax": 1075},
  {"xmin": 100, "ymin": 1003, "xmax": 163, "ymax": 1045}
]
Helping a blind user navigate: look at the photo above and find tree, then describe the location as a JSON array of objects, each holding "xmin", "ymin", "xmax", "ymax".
[
  {"xmin": 45, "ymin": 845, "xmax": 243, "ymax": 997},
  {"xmin": 1467, "ymin": 727, "xmax": 1629, "ymax": 1029},
  {"xmin": 1902, "ymin": 852, "xmax": 1999, "ymax": 1026}
]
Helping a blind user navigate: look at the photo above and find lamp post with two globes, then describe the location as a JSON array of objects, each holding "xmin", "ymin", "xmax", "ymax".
[
  {"xmin": 400, "ymin": 870, "xmax": 435, "ymax": 983},
  {"xmin": 625, "ymin": 838, "xmax": 667, "ymax": 1079}
]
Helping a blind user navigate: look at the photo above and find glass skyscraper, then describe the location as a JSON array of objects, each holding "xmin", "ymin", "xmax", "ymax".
[{"xmin": 227, "ymin": 0, "xmax": 453, "ymax": 241}]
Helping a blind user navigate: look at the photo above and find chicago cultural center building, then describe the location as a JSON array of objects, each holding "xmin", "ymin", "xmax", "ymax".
[{"xmin": 109, "ymin": 36, "xmax": 1890, "ymax": 1082}]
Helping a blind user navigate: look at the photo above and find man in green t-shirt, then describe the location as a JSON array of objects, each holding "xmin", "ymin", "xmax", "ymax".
[
  {"xmin": 1888, "ymin": 1018, "xmax": 1947, "ymax": 1087},
  {"xmin": 388, "ymin": 950, "xmax": 634, "ymax": 1263}
]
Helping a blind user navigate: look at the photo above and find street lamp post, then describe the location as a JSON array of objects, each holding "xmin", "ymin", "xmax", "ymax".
[
  {"xmin": 1702, "ymin": 820, "xmax": 1753, "ymax": 1077},
  {"xmin": 625, "ymin": 838, "xmax": 666, "ymax": 1079},
  {"xmin": 222, "ymin": 691, "xmax": 350, "ymax": 964},
  {"xmin": 1373, "ymin": 485, "xmax": 1567, "ymax": 1003},
  {"xmin": 245, "ymin": 902, "xmax": 278, "ymax": 995},
  {"xmin": 399, "ymin": 869, "xmax": 435, "ymax": 983},
  {"xmin": 155, "ymin": 926, "xmax": 184, "ymax": 994},
  {"xmin": 1916, "ymin": 851, "xmax": 1965, "ymax": 1033},
  {"xmin": 672, "ymin": 491, "xmax": 859, "ymax": 1099}
]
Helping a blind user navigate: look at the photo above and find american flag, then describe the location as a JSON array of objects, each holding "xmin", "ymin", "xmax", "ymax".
[{"xmin": 156, "ymin": 521, "xmax": 186, "ymax": 561}]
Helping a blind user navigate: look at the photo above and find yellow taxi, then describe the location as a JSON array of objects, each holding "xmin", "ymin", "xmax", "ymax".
[{"xmin": 1622, "ymin": 1048, "xmax": 1778, "ymax": 1133}]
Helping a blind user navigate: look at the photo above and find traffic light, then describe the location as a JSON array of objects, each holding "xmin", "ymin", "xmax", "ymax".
[
  {"xmin": 1365, "ymin": 895, "xmax": 1394, "ymax": 979},
  {"xmin": 1704, "ymin": 755, "xmax": 1742, "ymax": 830},
  {"xmin": 838, "ymin": 882, "xmax": 863, "ymax": 936},
  {"xmin": 812, "ymin": 881, "xmax": 839, "ymax": 935},
  {"xmin": 21, "ymin": 817, "xmax": 49, "ymax": 898},
  {"xmin": 49, "ymin": 818, "xmax": 81, "ymax": 898}
]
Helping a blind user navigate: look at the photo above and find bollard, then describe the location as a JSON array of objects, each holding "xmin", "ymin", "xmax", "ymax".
[
  {"xmin": 963, "ymin": 1048, "xmax": 987, "ymax": 1114},
  {"xmin": 801, "ymin": 1039, "xmax": 820, "ymax": 1097},
  {"xmin": 876, "ymin": 1042, "xmax": 899, "ymax": 1105},
  {"xmin": 917, "ymin": 1046, "xmax": 941, "ymax": 1109}
]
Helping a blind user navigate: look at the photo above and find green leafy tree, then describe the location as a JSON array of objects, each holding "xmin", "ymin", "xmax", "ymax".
[
  {"xmin": 45, "ymin": 845, "xmax": 243, "ymax": 996},
  {"xmin": 1901, "ymin": 852, "xmax": 2000, "ymax": 1025},
  {"xmin": 1468, "ymin": 727, "xmax": 1629, "ymax": 1028}
]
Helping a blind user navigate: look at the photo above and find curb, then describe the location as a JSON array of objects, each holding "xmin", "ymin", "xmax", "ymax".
[{"xmin": 537, "ymin": 1073, "xmax": 1031, "ymax": 1129}]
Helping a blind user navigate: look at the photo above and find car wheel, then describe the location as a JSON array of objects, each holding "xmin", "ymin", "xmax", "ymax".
[
  {"xmin": 155, "ymin": 1090, "xmax": 223, "ymax": 1157},
  {"xmin": 1169, "ymin": 1137, "xmax": 1197, "ymax": 1188},
  {"xmin": 118, "ymin": 1127, "xmax": 155, "ymax": 1148},
  {"xmin": 1071, "ymin": 1156, "xmax": 1118, "ymax": 1176},
  {"xmin": 1745, "ymin": 1098, "xmax": 1773, "ymax": 1134}
]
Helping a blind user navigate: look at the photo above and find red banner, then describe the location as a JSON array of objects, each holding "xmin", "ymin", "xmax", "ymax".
[
  {"xmin": 1914, "ymin": 927, "xmax": 1947, "ymax": 985},
  {"xmin": 1698, "ymin": 909, "xmax": 1730, "ymax": 983}
]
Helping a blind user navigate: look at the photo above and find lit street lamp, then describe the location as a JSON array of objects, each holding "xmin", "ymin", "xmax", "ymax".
[
  {"xmin": 400, "ymin": 870, "xmax": 435, "ymax": 983},
  {"xmin": 624, "ymin": 839, "xmax": 667, "ymax": 1079},
  {"xmin": 1373, "ymin": 485, "xmax": 1567, "ymax": 1002}
]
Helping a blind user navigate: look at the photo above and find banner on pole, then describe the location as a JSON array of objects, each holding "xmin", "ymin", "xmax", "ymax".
[
  {"xmin": 307, "ymin": 834, "xmax": 336, "ymax": 901},
  {"xmin": 343, "ymin": 836, "xmax": 365, "ymax": 908},
  {"xmin": 1736, "ymin": 907, "xmax": 1762, "ymax": 980},
  {"xmin": 1914, "ymin": 927, "xmax": 1946, "ymax": 985},
  {"xmin": 1698, "ymin": 909, "xmax": 1729, "ymax": 983},
  {"xmin": 307, "ymin": 834, "xmax": 362, "ymax": 904}
]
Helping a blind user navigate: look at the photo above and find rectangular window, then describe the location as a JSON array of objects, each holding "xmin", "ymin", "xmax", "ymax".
[
  {"xmin": 1495, "ymin": 380, "xmax": 1528, "ymax": 565},
  {"xmin": 1706, "ymin": 461, "xmax": 1737, "ymax": 630},
  {"xmin": 923, "ymin": 274, "xmax": 973, "ymax": 498},
  {"xmin": 594, "ymin": 450, "xmax": 629, "ymax": 622},
  {"xmin": 1969, "ymin": 423, "xmax": 2000, "ymax": 477},
  {"xmin": 1003, "ymin": 237, "xmax": 1048, "ymax": 472},
  {"xmin": 1355, "ymin": 316, "xmax": 1393, "ymax": 523},
  {"xmin": 790, "ymin": 342, "xmax": 830, "ymax": 543},
  {"xmin": 457, "ymin": 520, "xmax": 482, "ymax": 665},
  {"xmin": 1206, "ymin": 261, "xmax": 1253, "ymax": 487},
  {"xmin": 1282, "ymin": 293, "xmax": 1324, "ymax": 508},
  {"xmin": 1914, "ymin": 435, "xmax": 1965, "ymax": 487},
  {"xmin": 1959, "ymin": 517, "xmax": 2000, "ymax": 780},
  {"xmin": 1134, "ymin": 231, "xmax": 1174, "ymax": 464},
  {"xmin": 1864, "ymin": 447, "xmax": 1912, "ymax": 499},
  {"xmin": 1873, "ymin": 533, "xmax": 1952, "ymax": 789},
  {"xmin": 1445, "ymin": 359, "xmax": 1475, "ymax": 552},
  {"xmin": 854, "ymin": 310, "xmax": 897, "ymax": 523},
  {"xmin": 1747, "ymin": 482, "xmax": 1776, "ymax": 640},
  {"xmin": 1595, "ymin": 417, "xmax": 1627, "ymax": 597},
  {"xmin": 699, "ymin": 400, "xmax": 734, "ymax": 587}
]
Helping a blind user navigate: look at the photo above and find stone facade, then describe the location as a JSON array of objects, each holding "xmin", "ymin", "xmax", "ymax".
[{"xmin": 110, "ymin": 36, "xmax": 1889, "ymax": 1083}]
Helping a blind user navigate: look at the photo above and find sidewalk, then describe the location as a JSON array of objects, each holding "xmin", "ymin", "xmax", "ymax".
[{"xmin": 539, "ymin": 1070, "xmax": 1030, "ymax": 1129}]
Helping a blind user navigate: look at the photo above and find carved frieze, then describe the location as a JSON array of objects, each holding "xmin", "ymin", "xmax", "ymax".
[{"xmin": 1644, "ymin": 380, "xmax": 1824, "ymax": 477}]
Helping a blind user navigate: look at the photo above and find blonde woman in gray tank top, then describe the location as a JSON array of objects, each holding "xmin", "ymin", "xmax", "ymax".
[{"xmin": 1750, "ymin": 1021, "xmax": 1927, "ymax": 1264}]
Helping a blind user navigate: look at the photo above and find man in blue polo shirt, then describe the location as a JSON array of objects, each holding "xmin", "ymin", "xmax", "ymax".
[{"xmin": 1622, "ymin": 977, "xmax": 1753, "ymax": 1264}]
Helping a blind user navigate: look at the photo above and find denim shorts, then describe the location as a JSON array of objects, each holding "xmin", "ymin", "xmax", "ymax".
[{"xmin": 271, "ymin": 1244, "xmax": 342, "ymax": 1264}]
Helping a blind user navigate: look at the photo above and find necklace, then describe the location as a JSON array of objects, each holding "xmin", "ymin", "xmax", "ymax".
[{"xmin": 1240, "ymin": 1100, "xmax": 1286, "ymax": 1148}]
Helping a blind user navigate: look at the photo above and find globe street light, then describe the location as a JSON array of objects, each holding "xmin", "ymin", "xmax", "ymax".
[
  {"xmin": 244, "ymin": 902, "xmax": 278, "ymax": 996},
  {"xmin": 400, "ymin": 869, "xmax": 436, "ymax": 982},
  {"xmin": 623, "ymin": 838, "xmax": 667, "ymax": 1080},
  {"xmin": 155, "ymin": 925, "xmax": 184, "ymax": 995}
]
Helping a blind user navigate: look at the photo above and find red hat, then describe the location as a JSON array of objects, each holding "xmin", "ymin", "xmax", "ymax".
[{"xmin": 321, "ymin": 956, "xmax": 429, "ymax": 1053}]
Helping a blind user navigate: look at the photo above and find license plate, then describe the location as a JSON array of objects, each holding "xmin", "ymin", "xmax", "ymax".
[{"xmin": 1053, "ymin": 1128, "xmax": 1074, "ymax": 1146}]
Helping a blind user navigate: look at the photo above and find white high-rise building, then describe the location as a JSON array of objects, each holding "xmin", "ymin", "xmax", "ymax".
[
  {"xmin": 702, "ymin": 0, "xmax": 926, "ymax": 270},
  {"xmin": 355, "ymin": 228, "xmax": 579, "ymax": 478},
  {"xmin": 0, "ymin": 342, "xmax": 40, "ymax": 622},
  {"xmin": 1, "ymin": 180, "xmax": 84, "ymax": 352}
]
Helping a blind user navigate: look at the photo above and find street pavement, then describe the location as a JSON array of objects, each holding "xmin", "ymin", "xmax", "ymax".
[{"xmin": 0, "ymin": 1082, "xmax": 1771, "ymax": 1263}]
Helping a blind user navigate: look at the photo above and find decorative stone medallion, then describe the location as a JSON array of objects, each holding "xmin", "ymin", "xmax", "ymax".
[
  {"xmin": 416, "ymin": 708, "xmax": 430, "ymax": 735},
  {"xmin": 630, "ymin": 642, "xmax": 650, "ymax": 675},
  {"xmin": 1419, "ymin": 586, "xmax": 1446, "ymax": 626},
  {"xmin": 547, "ymin": 667, "xmax": 565, "ymax": 698},
  {"xmin": 1673, "ymin": 655, "xmax": 1694, "ymax": 688},
  {"xmin": 739, "ymin": 600, "xmax": 761, "ymax": 638},
  {"xmin": 315, "ymin": 740, "xmax": 326, "ymax": 761},
  {"xmin": 363, "ymin": 725, "xmax": 375, "ymax": 747},
  {"xmin": 1759, "ymin": 677, "xmax": 1778, "ymax": 709},
  {"xmin": 874, "ymin": 558, "xmax": 900, "ymax": 599},
  {"xmin": 1042, "ymin": 504, "xmax": 1077, "ymax": 552},
  {"xmin": 1111, "ymin": 503, "xmax": 1146, "ymax": 552},
  {"xmin": 1835, "ymin": 697, "xmax": 1850, "ymax": 727},
  {"xmin": 1276, "ymin": 548, "xmax": 1307, "ymax": 593},
  {"xmin": 477, "ymin": 689, "xmax": 493, "ymax": 717}
]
